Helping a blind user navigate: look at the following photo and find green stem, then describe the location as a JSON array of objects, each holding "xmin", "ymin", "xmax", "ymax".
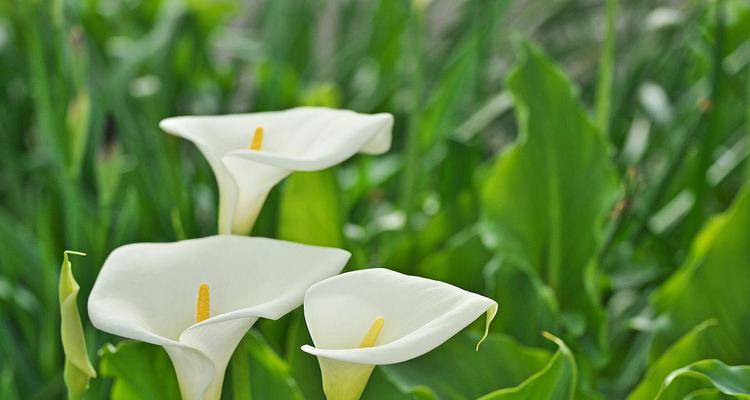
[
  {"xmin": 20, "ymin": 1, "xmax": 64, "ymax": 169},
  {"xmin": 686, "ymin": 0, "xmax": 726, "ymax": 232},
  {"xmin": 398, "ymin": 5, "xmax": 425, "ymax": 230},
  {"xmin": 231, "ymin": 337, "xmax": 252, "ymax": 400},
  {"xmin": 595, "ymin": 0, "xmax": 618, "ymax": 136},
  {"xmin": 629, "ymin": 1, "xmax": 725, "ymax": 244}
]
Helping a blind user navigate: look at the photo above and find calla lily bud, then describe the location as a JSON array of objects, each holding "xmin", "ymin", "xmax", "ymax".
[{"xmin": 59, "ymin": 250, "xmax": 97, "ymax": 400}]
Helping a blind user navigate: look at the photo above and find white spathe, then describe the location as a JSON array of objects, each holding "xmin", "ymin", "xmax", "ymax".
[
  {"xmin": 301, "ymin": 268, "xmax": 498, "ymax": 400},
  {"xmin": 88, "ymin": 235, "xmax": 350, "ymax": 400},
  {"xmin": 160, "ymin": 107, "xmax": 393, "ymax": 235}
]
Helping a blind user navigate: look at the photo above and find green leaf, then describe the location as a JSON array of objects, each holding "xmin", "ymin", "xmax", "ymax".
[
  {"xmin": 480, "ymin": 40, "xmax": 619, "ymax": 356},
  {"xmin": 594, "ymin": 0, "xmax": 618, "ymax": 135},
  {"xmin": 380, "ymin": 332, "xmax": 552, "ymax": 399},
  {"xmin": 59, "ymin": 251, "xmax": 96, "ymax": 400},
  {"xmin": 230, "ymin": 339, "xmax": 252, "ymax": 400},
  {"xmin": 656, "ymin": 359, "xmax": 750, "ymax": 399},
  {"xmin": 415, "ymin": 227, "xmax": 491, "ymax": 293},
  {"xmin": 651, "ymin": 184, "xmax": 750, "ymax": 364},
  {"xmin": 241, "ymin": 331, "xmax": 304, "ymax": 400},
  {"xmin": 682, "ymin": 388, "xmax": 727, "ymax": 400},
  {"xmin": 99, "ymin": 341, "xmax": 180, "ymax": 400},
  {"xmin": 286, "ymin": 311, "xmax": 325, "ymax": 400},
  {"xmin": 278, "ymin": 169, "xmax": 344, "ymax": 248},
  {"xmin": 478, "ymin": 333, "xmax": 577, "ymax": 400},
  {"xmin": 483, "ymin": 255, "xmax": 558, "ymax": 347},
  {"xmin": 65, "ymin": 90, "xmax": 91, "ymax": 178},
  {"xmin": 629, "ymin": 320, "xmax": 718, "ymax": 400},
  {"xmin": 418, "ymin": 34, "xmax": 480, "ymax": 150},
  {"xmin": 361, "ymin": 368, "xmax": 431, "ymax": 400}
]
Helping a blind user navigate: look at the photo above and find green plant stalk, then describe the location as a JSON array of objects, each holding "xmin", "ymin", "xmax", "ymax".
[
  {"xmin": 600, "ymin": 6, "xmax": 710, "ymax": 255},
  {"xmin": 680, "ymin": 0, "xmax": 726, "ymax": 238},
  {"xmin": 628, "ymin": 1, "xmax": 726, "ymax": 244},
  {"xmin": 19, "ymin": 2, "xmax": 64, "ymax": 169},
  {"xmin": 398, "ymin": 4, "xmax": 425, "ymax": 230},
  {"xmin": 35, "ymin": 204, "xmax": 64, "ymax": 378},
  {"xmin": 594, "ymin": 0, "xmax": 618, "ymax": 136},
  {"xmin": 18, "ymin": 1, "xmax": 85, "ymax": 251},
  {"xmin": 19, "ymin": 3, "xmax": 70, "ymax": 377},
  {"xmin": 232, "ymin": 337, "xmax": 252, "ymax": 400}
]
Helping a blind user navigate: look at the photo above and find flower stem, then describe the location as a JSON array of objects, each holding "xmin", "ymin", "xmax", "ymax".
[
  {"xmin": 595, "ymin": 0, "xmax": 618, "ymax": 136},
  {"xmin": 398, "ymin": 4, "xmax": 426, "ymax": 230},
  {"xmin": 231, "ymin": 337, "xmax": 252, "ymax": 400}
]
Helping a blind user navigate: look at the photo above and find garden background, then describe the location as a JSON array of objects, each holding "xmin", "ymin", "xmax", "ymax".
[{"xmin": 1, "ymin": 0, "xmax": 750, "ymax": 399}]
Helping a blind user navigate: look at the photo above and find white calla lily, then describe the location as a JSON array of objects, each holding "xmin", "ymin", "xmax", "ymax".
[
  {"xmin": 160, "ymin": 107, "xmax": 393, "ymax": 235},
  {"xmin": 301, "ymin": 268, "xmax": 498, "ymax": 400},
  {"xmin": 88, "ymin": 235, "xmax": 350, "ymax": 400}
]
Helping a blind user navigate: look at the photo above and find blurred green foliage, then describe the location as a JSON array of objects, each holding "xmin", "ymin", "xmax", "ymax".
[{"xmin": 0, "ymin": 0, "xmax": 749, "ymax": 399}]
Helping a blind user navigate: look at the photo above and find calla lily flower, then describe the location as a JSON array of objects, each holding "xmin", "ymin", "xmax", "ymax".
[
  {"xmin": 160, "ymin": 107, "xmax": 393, "ymax": 235},
  {"xmin": 88, "ymin": 235, "xmax": 350, "ymax": 400},
  {"xmin": 301, "ymin": 268, "xmax": 498, "ymax": 400}
]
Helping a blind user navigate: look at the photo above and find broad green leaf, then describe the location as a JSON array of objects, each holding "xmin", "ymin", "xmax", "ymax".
[
  {"xmin": 682, "ymin": 388, "xmax": 727, "ymax": 400},
  {"xmin": 286, "ymin": 311, "xmax": 325, "ymax": 400},
  {"xmin": 59, "ymin": 250, "xmax": 96, "ymax": 400},
  {"xmin": 651, "ymin": 184, "xmax": 750, "ymax": 363},
  {"xmin": 416, "ymin": 227, "xmax": 490, "ymax": 293},
  {"xmin": 629, "ymin": 320, "xmax": 718, "ymax": 400},
  {"xmin": 382, "ymin": 191, "xmax": 480, "ymax": 276},
  {"xmin": 483, "ymin": 256, "xmax": 558, "ymax": 348},
  {"xmin": 238, "ymin": 330, "xmax": 305, "ymax": 400},
  {"xmin": 230, "ymin": 338, "xmax": 252, "ymax": 400},
  {"xmin": 481, "ymin": 40, "xmax": 619, "ymax": 355},
  {"xmin": 361, "ymin": 368, "xmax": 433, "ymax": 400},
  {"xmin": 656, "ymin": 359, "xmax": 750, "ymax": 399},
  {"xmin": 478, "ymin": 333, "xmax": 577, "ymax": 400},
  {"xmin": 278, "ymin": 169, "xmax": 344, "ymax": 248},
  {"xmin": 380, "ymin": 332, "xmax": 552, "ymax": 400},
  {"xmin": 275, "ymin": 169, "xmax": 344, "ymax": 398},
  {"xmin": 99, "ymin": 342, "xmax": 180, "ymax": 400}
]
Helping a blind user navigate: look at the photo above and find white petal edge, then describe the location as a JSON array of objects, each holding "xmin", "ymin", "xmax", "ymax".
[
  {"xmin": 222, "ymin": 109, "xmax": 392, "ymax": 170},
  {"xmin": 159, "ymin": 107, "xmax": 393, "ymax": 161},
  {"xmin": 300, "ymin": 268, "xmax": 498, "ymax": 365}
]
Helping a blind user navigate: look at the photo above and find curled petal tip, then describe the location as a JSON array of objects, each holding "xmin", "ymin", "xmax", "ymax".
[{"xmin": 476, "ymin": 303, "xmax": 498, "ymax": 351}]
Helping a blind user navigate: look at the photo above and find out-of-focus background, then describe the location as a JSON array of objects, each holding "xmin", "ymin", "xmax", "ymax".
[{"xmin": 1, "ymin": 0, "xmax": 749, "ymax": 399}]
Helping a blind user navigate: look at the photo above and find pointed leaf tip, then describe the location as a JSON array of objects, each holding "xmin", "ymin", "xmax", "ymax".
[
  {"xmin": 482, "ymin": 38, "xmax": 618, "ymax": 359},
  {"xmin": 477, "ymin": 332, "xmax": 576, "ymax": 400}
]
